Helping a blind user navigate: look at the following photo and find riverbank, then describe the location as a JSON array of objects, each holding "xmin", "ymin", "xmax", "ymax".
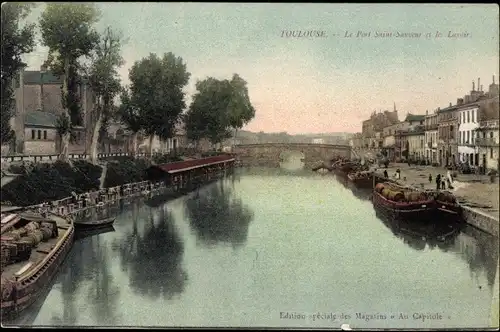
[
  {"xmin": 372, "ymin": 163, "xmax": 499, "ymax": 237},
  {"xmin": 2, "ymin": 155, "xmax": 236, "ymax": 218}
]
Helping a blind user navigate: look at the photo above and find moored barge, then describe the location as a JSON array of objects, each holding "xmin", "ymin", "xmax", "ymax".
[
  {"xmin": 372, "ymin": 182, "xmax": 436, "ymax": 222},
  {"xmin": 1, "ymin": 211, "xmax": 74, "ymax": 319},
  {"xmin": 347, "ymin": 171, "xmax": 374, "ymax": 189},
  {"xmin": 434, "ymin": 190, "xmax": 463, "ymax": 219}
]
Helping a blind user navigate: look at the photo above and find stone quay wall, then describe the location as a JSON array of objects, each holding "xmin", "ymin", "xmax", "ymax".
[{"xmin": 461, "ymin": 206, "xmax": 499, "ymax": 237}]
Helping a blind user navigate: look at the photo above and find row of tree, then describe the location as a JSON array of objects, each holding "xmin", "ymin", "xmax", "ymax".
[{"xmin": 1, "ymin": 3, "xmax": 255, "ymax": 163}]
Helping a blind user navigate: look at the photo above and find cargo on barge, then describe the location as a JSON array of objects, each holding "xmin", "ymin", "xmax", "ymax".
[{"xmin": 1, "ymin": 211, "xmax": 74, "ymax": 319}]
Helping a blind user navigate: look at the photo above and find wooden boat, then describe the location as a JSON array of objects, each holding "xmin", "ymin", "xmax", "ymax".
[
  {"xmin": 74, "ymin": 217, "xmax": 115, "ymax": 229},
  {"xmin": 1, "ymin": 211, "xmax": 74, "ymax": 320},
  {"xmin": 372, "ymin": 182, "xmax": 436, "ymax": 222},
  {"xmin": 434, "ymin": 190, "xmax": 463, "ymax": 220},
  {"xmin": 75, "ymin": 225, "xmax": 115, "ymax": 240},
  {"xmin": 347, "ymin": 171, "xmax": 374, "ymax": 189}
]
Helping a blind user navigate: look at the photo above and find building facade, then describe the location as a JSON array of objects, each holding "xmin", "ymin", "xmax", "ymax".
[
  {"xmin": 424, "ymin": 110, "xmax": 439, "ymax": 164},
  {"xmin": 475, "ymin": 120, "xmax": 499, "ymax": 171},
  {"xmin": 382, "ymin": 121, "xmax": 410, "ymax": 161},
  {"xmin": 6, "ymin": 67, "xmax": 95, "ymax": 155},
  {"xmin": 457, "ymin": 104, "xmax": 480, "ymax": 165},
  {"xmin": 437, "ymin": 103, "xmax": 459, "ymax": 166},
  {"xmin": 401, "ymin": 127, "xmax": 425, "ymax": 161}
]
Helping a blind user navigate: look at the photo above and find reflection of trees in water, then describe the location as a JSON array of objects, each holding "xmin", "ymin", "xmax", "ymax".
[
  {"xmin": 51, "ymin": 235, "xmax": 120, "ymax": 326},
  {"xmin": 184, "ymin": 180, "xmax": 254, "ymax": 248},
  {"xmin": 455, "ymin": 228, "xmax": 499, "ymax": 288},
  {"xmin": 375, "ymin": 210, "xmax": 461, "ymax": 252},
  {"xmin": 115, "ymin": 204, "xmax": 187, "ymax": 300}
]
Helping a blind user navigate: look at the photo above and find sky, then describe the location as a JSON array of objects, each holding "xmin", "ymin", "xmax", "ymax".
[{"xmin": 21, "ymin": 3, "xmax": 499, "ymax": 134}]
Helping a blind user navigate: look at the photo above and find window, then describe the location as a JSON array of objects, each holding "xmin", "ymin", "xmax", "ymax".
[
  {"xmin": 77, "ymin": 132, "xmax": 81, "ymax": 141},
  {"xmin": 450, "ymin": 126, "xmax": 454, "ymax": 138},
  {"xmin": 31, "ymin": 130, "xmax": 35, "ymax": 140},
  {"xmin": 37, "ymin": 130, "xmax": 41, "ymax": 139},
  {"xmin": 467, "ymin": 131, "xmax": 470, "ymax": 143},
  {"xmin": 467, "ymin": 111, "xmax": 470, "ymax": 123},
  {"xmin": 43, "ymin": 130, "xmax": 47, "ymax": 140},
  {"xmin": 483, "ymin": 132, "xmax": 486, "ymax": 138},
  {"xmin": 491, "ymin": 148, "xmax": 494, "ymax": 158},
  {"xmin": 490, "ymin": 132, "xmax": 494, "ymax": 139},
  {"xmin": 471, "ymin": 110, "xmax": 475, "ymax": 123}
]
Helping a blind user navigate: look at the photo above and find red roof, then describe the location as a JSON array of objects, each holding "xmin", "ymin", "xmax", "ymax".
[{"xmin": 153, "ymin": 155, "xmax": 235, "ymax": 174}]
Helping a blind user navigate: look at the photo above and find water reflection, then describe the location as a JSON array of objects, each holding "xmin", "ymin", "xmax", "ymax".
[
  {"xmin": 455, "ymin": 227, "xmax": 499, "ymax": 288},
  {"xmin": 114, "ymin": 203, "xmax": 187, "ymax": 300},
  {"xmin": 375, "ymin": 210, "xmax": 462, "ymax": 252},
  {"xmin": 51, "ymin": 236, "xmax": 120, "ymax": 326},
  {"xmin": 184, "ymin": 180, "xmax": 254, "ymax": 248},
  {"xmin": 280, "ymin": 150, "xmax": 305, "ymax": 170}
]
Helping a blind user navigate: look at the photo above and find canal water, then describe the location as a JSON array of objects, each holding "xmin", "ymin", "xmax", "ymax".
[{"xmin": 6, "ymin": 167, "xmax": 498, "ymax": 329}]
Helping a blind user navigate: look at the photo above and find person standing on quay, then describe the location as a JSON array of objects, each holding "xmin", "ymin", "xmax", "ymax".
[{"xmin": 436, "ymin": 174, "xmax": 441, "ymax": 190}]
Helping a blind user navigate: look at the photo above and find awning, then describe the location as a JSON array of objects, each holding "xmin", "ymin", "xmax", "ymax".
[{"xmin": 149, "ymin": 155, "xmax": 235, "ymax": 175}]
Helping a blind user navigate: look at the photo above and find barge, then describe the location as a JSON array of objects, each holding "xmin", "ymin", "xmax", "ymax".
[
  {"xmin": 1, "ymin": 211, "xmax": 74, "ymax": 319},
  {"xmin": 372, "ymin": 182, "xmax": 436, "ymax": 222}
]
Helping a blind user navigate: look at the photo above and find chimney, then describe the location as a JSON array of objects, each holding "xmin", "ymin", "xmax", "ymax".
[
  {"xmin": 472, "ymin": 80, "xmax": 475, "ymax": 91},
  {"xmin": 457, "ymin": 98, "xmax": 463, "ymax": 105},
  {"xmin": 478, "ymin": 78, "xmax": 480, "ymax": 91},
  {"xmin": 494, "ymin": 74, "xmax": 496, "ymax": 85},
  {"xmin": 449, "ymin": 102, "xmax": 452, "ymax": 107},
  {"xmin": 426, "ymin": 110, "xmax": 428, "ymax": 115}
]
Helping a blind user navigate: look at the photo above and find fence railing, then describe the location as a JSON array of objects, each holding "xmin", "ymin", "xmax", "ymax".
[{"xmin": 0, "ymin": 152, "xmax": 162, "ymax": 163}]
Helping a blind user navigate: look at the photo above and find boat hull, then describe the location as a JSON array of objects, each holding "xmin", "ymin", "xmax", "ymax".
[
  {"xmin": 74, "ymin": 218, "xmax": 115, "ymax": 229},
  {"xmin": 435, "ymin": 200, "xmax": 464, "ymax": 221},
  {"xmin": 372, "ymin": 191, "xmax": 436, "ymax": 222},
  {"xmin": 75, "ymin": 226, "xmax": 115, "ymax": 240},
  {"xmin": 347, "ymin": 173, "xmax": 373, "ymax": 189},
  {"xmin": 1, "ymin": 216, "xmax": 74, "ymax": 320}
]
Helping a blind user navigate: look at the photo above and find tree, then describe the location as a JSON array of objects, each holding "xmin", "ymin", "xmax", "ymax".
[
  {"xmin": 184, "ymin": 75, "xmax": 255, "ymax": 150},
  {"xmin": 1, "ymin": 3, "xmax": 36, "ymax": 148},
  {"xmin": 128, "ymin": 53, "xmax": 190, "ymax": 156},
  {"xmin": 117, "ymin": 87, "xmax": 143, "ymax": 156},
  {"xmin": 226, "ymin": 74, "xmax": 255, "ymax": 148},
  {"xmin": 39, "ymin": 3, "xmax": 100, "ymax": 161},
  {"xmin": 83, "ymin": 26, "xmax": 124, "ymax": 164}
]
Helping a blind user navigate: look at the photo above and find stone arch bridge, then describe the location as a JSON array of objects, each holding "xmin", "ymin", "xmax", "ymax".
[{"xmin": 233, "ymin": 143, "xmax": 351, "ymax": 169}]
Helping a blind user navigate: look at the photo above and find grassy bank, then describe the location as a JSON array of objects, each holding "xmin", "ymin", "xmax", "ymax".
[
  {"xmin": 102, "ymin": 154, "xmax": 183, "ymax": 188},
  {"xmin": 2, "ymin": 160, "xmax": 103, "ymax": 206}
]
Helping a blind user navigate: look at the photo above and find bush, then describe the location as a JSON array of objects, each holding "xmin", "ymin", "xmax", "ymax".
[
  {"xmin": 152, "ymin": 153, "xmax": 183, "ymax": 164},
  {"xmin": 201, "ymin": 151, "xmax": 226, "ymax": 157},
  {"xmin": 1, "ymin": 161, "xmax": 103, "ymax": 206},
  {"xmin": 103, "ymin": 158, "xmax": 151, "ymax": 188}
]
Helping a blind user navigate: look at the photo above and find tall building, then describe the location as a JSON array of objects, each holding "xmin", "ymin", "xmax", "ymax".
[
  {"xmin": 457, "ymin": 104, "xmax": 480, "ymax": 164},
  {"xmin": 6, "ymin": 66, "xmax": 95, "ymax": 155},
  {"xmin": 424, "ymin": 110, "xmax": 438, "ymax": 163}
]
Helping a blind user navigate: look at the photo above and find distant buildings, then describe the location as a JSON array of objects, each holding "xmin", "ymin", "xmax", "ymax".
[
  {"xmin": 352, "ymin": 75, "xmax": 499, "ymax": 171},
  {"xmin": 312, "ymin": 138, "xmax": 324, "ymax": 144}
]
